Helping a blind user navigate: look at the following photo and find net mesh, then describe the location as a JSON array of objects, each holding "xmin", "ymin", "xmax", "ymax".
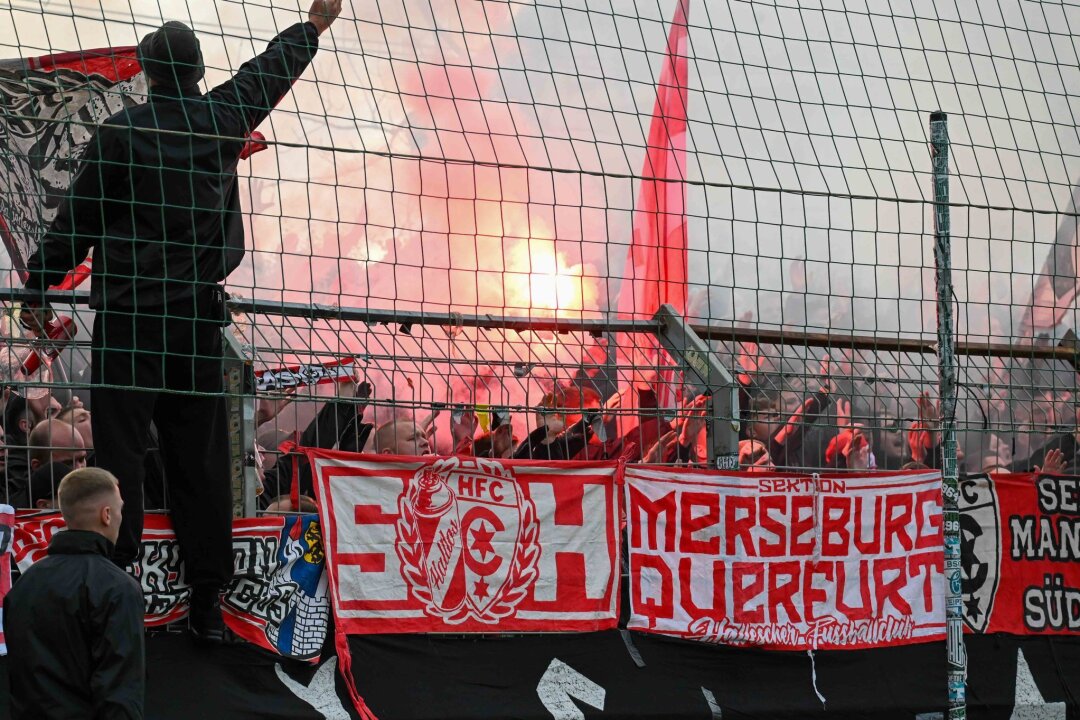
[{"xmin": 0, "ymin": 0, "xmax": 1077, "ymax": 509}]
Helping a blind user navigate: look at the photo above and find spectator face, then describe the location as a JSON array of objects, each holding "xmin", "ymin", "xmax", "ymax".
[
  {"xmin": 64, "ymin": 408, "xmax": 93, "ymax": 451},
  {"xmin": 32, "ymin": 422, "xmax": 87, "ymax": 471},
  {"xmin": 492, "ymin": 424, "xmax": 515, "ymax": 458},
  {"xmin": 876, "ymin": 413, "xmax": 905, "ymax": 462},
  {"xmin": 383, "ymin": 420, "xmax": 430, "ymax": 456},
  {"xmin": 26, "ymin": 393, "xmax": 60, "ymax": 425},
  {"xmin": 748, "ymin": 398, "xmax": 781, "ymax": 441}
]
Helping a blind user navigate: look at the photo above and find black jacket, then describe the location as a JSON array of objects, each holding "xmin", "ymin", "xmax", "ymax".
[
  {"xmin": 3, "ymin": 530, "xmax": 145, "ymax": 720},
  {"xmin": 25, "ymin": 22, "xmax": 321, "ymax": 313},
  {"xmin": 1013, "ymin": 432, "xmax": 1078, "ymax": 474},
  {"xmin": 512, "ymin": 419, "xmax": 593, "ymax": 461}
]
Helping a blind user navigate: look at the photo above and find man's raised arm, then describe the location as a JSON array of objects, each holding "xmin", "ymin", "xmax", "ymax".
[{"xmin": 209, "ymin": 0, "xmax": 342, "ymax": 135}]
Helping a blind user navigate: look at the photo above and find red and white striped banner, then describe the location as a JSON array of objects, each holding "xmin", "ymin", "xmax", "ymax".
[
  {"xmin": 306, "ymin": 450, "xmax": 622, "ymax": 633},
  {"xmin": 0, "ymin": 505, "xmax": 12, "ymax": 656}
]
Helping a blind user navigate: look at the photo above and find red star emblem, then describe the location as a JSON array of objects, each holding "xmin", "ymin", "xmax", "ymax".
[
  {"xmin": 473, "ymin": 578, "xmax": 490, "ymax": 600},
  {"xmin": 470, "ymin": 521, "xmax": 495, "ymax": 560}
]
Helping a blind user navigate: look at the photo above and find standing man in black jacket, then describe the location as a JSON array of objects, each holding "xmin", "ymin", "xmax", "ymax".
[
  {"xmin": 20, "ymin": 0, "xmax": 342, "ymax": 641},
  {"xmin": 4, "ymin": 468, "xmax": 144, "ymax": 719}
]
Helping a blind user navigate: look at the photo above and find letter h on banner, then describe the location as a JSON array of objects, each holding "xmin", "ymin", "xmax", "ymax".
[{"xmin": 529, "ymin": 478, "xmax": 613, "ymax": 605}]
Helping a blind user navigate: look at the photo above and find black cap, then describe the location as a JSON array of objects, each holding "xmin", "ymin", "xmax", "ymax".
[{"xmin": 138, "ymin": 21, "xmax": 205, "ymax": 88}]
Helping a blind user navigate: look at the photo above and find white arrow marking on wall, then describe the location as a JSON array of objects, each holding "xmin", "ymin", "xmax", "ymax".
[
  {"xmin": 701, "ymin": 687, "xmax": 722, "ymax": 719},
  {"xmin": 537, "ymin": 658, "xmax": 606, "ymax": 719},
  {"xmin": 276, "ymin": 656, "xmax": 352, "ymax": 720},
  {"xmin": 1010, "ymin": 649, "xmax": 1065, "ymax": 720}
]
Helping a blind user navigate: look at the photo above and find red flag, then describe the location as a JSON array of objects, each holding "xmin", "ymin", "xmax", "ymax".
[
  {"xmin": 617, "ymin": 0, "xmax": 690, "ymax": 323},
  {"xmin": 614, "ymin": 0, "xmax": 690, "ymax": 417},
  {"xmin": 1019, "ymin": 184, "xmax": 1080, "ymax": 338}
]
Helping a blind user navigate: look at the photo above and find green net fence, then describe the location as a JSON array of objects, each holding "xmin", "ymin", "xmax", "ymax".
[{"xmin": 0, "ymin": 0, "xmax": 1076, "ymax": 514}]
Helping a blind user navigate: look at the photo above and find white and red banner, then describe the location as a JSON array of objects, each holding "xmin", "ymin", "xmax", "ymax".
[
  {"xmin": 10, "ymin": 513, "xmax": 329, "ymax": 662},
  {"xmin": 306, "ymin": 450, "xmax": 622, "ymax": 633},
  {"xmin": 625, "ymin": 466, "xmax": 945, "ymax": 650},
  {"xmin": 0, "ymin": 504, "xmax": 12, "ymax": 656},
  {"xmin": 255, "ymin": 357, "xmax": 357, "ymax": 392}
]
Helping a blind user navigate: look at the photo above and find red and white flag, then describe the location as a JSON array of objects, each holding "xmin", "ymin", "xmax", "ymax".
[
  {"xmin": 1019, "ymin": 183, "xmax": 1080, "ymax": 338},
  {"xmin": 307, "ymin": 451, "xmax": 622, "ymax": 633}
]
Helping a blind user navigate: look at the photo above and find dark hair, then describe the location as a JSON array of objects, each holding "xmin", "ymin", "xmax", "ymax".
[
  {"xmin": 28, "ymin": 462, "xmax": 72, "ymax": 508},
  {"xmin": 2, "ymin": 394, "xmax": 31, "ymax": 442}
]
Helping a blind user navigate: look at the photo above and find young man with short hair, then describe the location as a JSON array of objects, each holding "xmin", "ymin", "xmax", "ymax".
[{"xmin": 3, "ymin": 467, "xmax": 145, "ymax": 719}]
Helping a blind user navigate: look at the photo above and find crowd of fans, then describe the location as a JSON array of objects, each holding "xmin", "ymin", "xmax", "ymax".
[{"xmin": 0, "ymin": 341, "xmax": 1077, "ymax": 514}]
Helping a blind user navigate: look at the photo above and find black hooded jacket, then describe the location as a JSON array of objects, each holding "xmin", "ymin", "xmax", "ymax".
[
  {"xmin": 3, "ymin": 529, "xmax": 145, "ymax": 719},
  {"xmin": 24, "ymin": 22, "xmax": 321, "ymax": 313}
]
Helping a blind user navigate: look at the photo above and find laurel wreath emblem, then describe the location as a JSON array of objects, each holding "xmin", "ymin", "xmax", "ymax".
[{"xmin": 395, "ymin": 459, "xmax": 541, "ymax": 625}]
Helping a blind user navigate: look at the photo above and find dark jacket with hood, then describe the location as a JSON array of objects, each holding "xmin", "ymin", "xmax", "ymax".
[{"xmin": 24, "ymin": 22, "xmax": 321, "ymax": 314}]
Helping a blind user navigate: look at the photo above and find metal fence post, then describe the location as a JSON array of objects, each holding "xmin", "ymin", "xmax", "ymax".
[
  {"xmin": 930, "ymin": 111, "xmax": 966, "ymax": 719},
  {"xmin": 223, "ymin": 328, "xmax": 257, "ymax": 518},
  {"xmin": 653, "ymin": 304, "xmax": 740, "ymax": 469}
]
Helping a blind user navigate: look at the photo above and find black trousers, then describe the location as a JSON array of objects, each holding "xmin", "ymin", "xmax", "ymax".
[{"xmin": 90, "ymin": 307, "xmax": 233, "ymax": 589}]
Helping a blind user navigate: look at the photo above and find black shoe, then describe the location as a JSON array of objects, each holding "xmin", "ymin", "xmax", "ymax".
[{"xmin": 189, "ymin": 586, "xmax": 226, "ymax": 645}]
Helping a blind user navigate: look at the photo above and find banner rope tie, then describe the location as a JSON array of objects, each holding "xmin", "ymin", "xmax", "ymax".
[{"xmin": 807, "ymin": 649, "xmax": 826, "ymax": 709}]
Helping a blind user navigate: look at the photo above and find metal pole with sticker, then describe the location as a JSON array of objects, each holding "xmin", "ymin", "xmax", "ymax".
[{"xmin": 930, "ymin": 111, "xmax": 966, "ymax": 720}]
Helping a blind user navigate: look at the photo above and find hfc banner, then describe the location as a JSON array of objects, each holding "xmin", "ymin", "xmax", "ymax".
[
  {"xmin": 306, "ymin": 451, "xmax": 622, "ymax": 633},
  {"xmin": 962, "ymin": 472, "xmax": 1080, "ymax": 635},
  {"xmin": 11, "ymin": 513, "xmax": 329, "ymax": 662},
  {"xmin": 625, "ymin": 466, "xmax": 945, "ymax": 650}
]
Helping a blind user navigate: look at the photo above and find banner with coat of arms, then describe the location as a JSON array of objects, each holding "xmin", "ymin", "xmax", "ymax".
[
  {"xmin": 305, "ymin": 450, "xmax": 623, "ymax": 634},
  {"xmin": 961, "ymin": 472, "xmax": 1080, "ymax": 635}
]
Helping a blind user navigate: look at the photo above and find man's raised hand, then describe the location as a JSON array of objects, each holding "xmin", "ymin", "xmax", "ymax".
[{"xmin": 308, "ymin": 0, "xmax": 342, "ymax": 35}]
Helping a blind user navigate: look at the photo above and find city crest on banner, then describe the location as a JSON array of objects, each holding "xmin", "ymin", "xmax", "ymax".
[
  {"xmin": 306, "ymin": 450, "xmax": 622, "ymax": 634},
  {"xmin": 959, "ymin": 473, "xmax": 1001, "ymax": 633},
  {"xmin": 396, "ymin": 459, "xmax": 540, "ymax": 624}
]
